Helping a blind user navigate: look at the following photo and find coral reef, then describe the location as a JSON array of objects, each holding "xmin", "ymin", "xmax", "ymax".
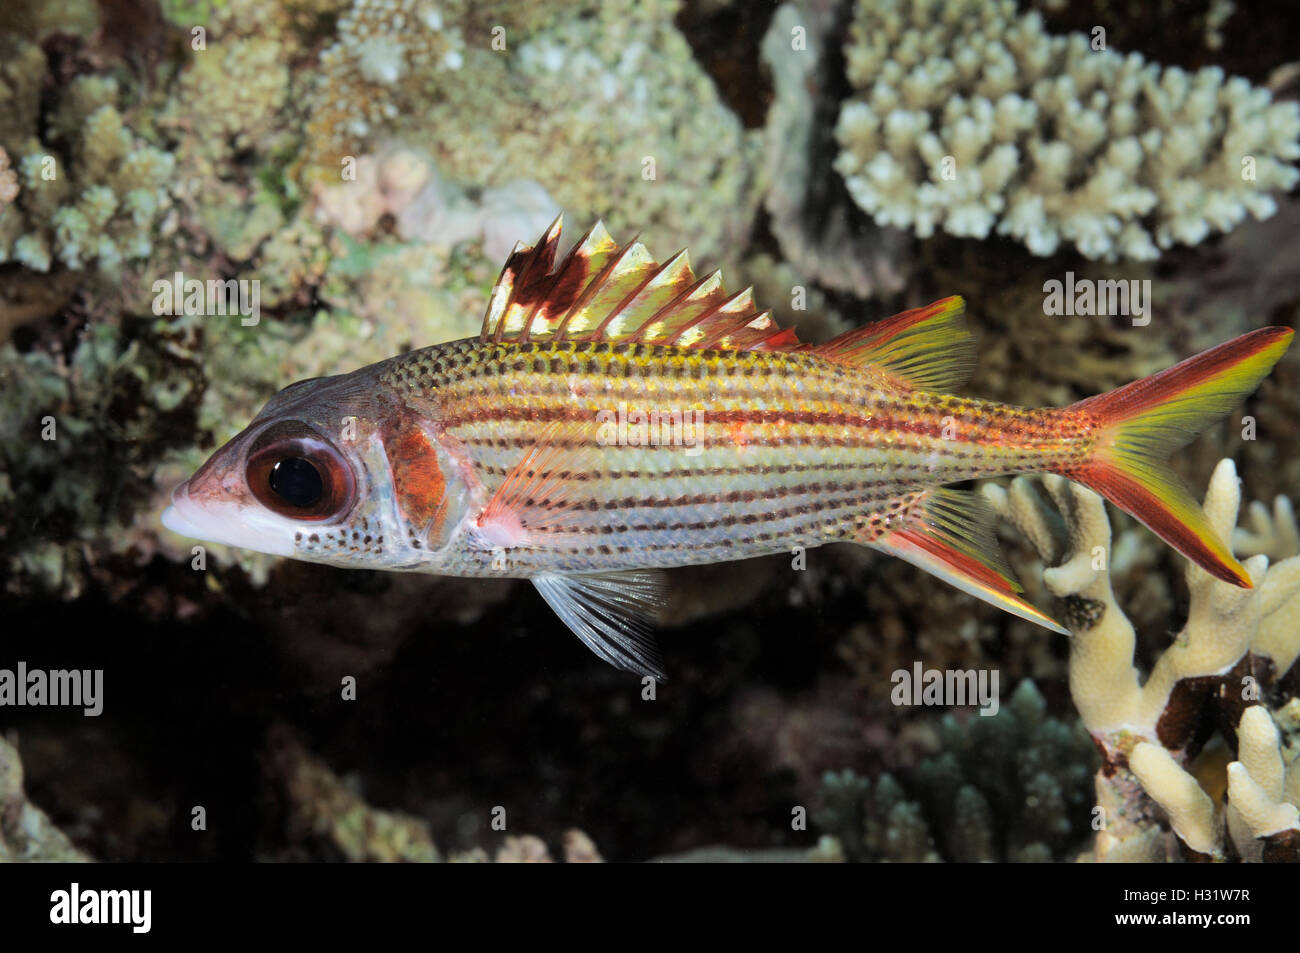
[
  {"xmin": 298, "ymin": 0, "xmax": 466, "ymax": 181},
  {"xmin": 759, "ymin": 2, "xmax": 908, "ymax": 298},
  {"xmin": 0, "ymin": 45, "xmax": 175, "ymax": 274},
  {"xmin": 0, "ymin": 0, "xmax": 769, "ymax": 594},
  {"xmin": 1, "ymin": 316, "xmax": 202, "ymax": 598},
  {"xmin": 263, "ymin": 724, "xmax": 605, "ymax": 863},
  {"xmin": 986, "ymin": 460, "xmax": 1300, "ymax": 860},
  {"xmin": 652, "ymin": 845, "xmax": 811, "ymax": 862},
  {"xmin": 0, "ymin": 0, "xmax": 1297, "ymax": 865},
  {"xmin": 0, "ymin": 147, "xmax": 16, "ymax": 206},
  {"xmin": 814, "ymin": 681, "xmax": 1096, "ymax": 862},
  {"xmin": 369, "ymin": 0, "xmax": 761, "ymax": 264},
  {"xmin": 834, "ymin": 0, "xmax": 1300, "ymax": 260},
  {"xmin": 815, "ymin": 769, "xmax": 940, "ymax": 862},
  {"xmin": 1237, "ymin": 493, "xmax": 1300, "ymax": 565},
  {"xmin": 310, "ymin": 145, "xmax": 562, "ymax": 263},
  {"xmin": 264, "ymin": 723, "xmax": 441, "ymax": 862}
]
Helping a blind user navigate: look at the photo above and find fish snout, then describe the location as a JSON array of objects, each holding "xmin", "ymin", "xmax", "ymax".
[{"xmin": 160, "ymin": 480, "xmax": 202, "ymax": 539}]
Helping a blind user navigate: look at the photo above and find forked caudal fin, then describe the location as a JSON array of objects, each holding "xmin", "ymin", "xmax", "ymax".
[{"xmin": 1067, "ymin": 326, "xmax": 1294, "ymax": 588}]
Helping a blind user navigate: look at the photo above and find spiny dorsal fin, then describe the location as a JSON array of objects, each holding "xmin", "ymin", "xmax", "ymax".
[
  {"xmin": 816, "ymin": 296, "xmax": 975, "ymax": 392},
  {"xmin": 480, "ymin": 216, "xmax": 801, "ymax": 351}
]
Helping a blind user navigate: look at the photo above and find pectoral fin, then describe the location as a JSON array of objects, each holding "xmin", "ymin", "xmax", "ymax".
[
  {"xmin": 532, "ymin": 570, "xmax": 668, "ymax": 678},
  {"xmin": 474, "ymin": 421, "xmax": 600, "ymax": 549}
]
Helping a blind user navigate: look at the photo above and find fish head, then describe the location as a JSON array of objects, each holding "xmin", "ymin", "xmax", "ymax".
[{"xmin": 161, "ymin": 363, "xmax": 471, "ymax": 569}]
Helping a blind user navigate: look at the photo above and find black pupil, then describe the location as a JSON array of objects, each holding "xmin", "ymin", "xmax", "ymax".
[{"xmin": 268, "ymin": 457, "xmax": 323, "ymax": 507}]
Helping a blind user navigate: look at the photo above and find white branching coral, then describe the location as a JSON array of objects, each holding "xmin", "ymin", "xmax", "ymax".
[
  {"xmin": 985, "ymin": 460, "xmax": 1300, "ymax": 860},
  {"xmin": 1227, "ymin": 706, "xmax": 1300, "ymax": 855},
  {"xmin": 1236, "ymin": 493, "xmax": 1300, "ymax": 563},
  {"xmin": 833, "ymin": 0, "xmax": 1300, "ymax": 261}
]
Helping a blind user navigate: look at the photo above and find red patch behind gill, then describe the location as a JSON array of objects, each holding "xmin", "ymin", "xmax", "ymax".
[{"xmin": 383, "ymin": 422, "xmax": 449, "ymax": 544}]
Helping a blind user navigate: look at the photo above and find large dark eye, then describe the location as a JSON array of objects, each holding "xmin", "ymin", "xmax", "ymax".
[
  {"xmin": 268, "ymin": 457, "xmax": 323, "ymax": 507},
  {"xmin": 246, "ymin": 430, "xmax": 355, "ymax": 521}
]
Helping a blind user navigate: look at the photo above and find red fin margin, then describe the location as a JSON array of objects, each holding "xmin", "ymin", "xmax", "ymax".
[
  {"xmin": 1067, "ymin": 326, "xmax": 1294, "ymax": 588},
  {"xmin": 869, "ymin": 487, "xmax": 1068, "ymax": 634},
  {"xmin": 815, "ymin": 296, "xmax": 974, "ymax": 392}
]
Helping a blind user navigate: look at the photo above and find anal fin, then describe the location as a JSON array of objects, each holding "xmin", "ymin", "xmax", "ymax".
[
  {"xmin": 870, "ymin": 488, "xmax": 1068, "ymax": 635},
  {"xmin": 533, "ymin": 570, "xmax": 668, "ymax": 678}
]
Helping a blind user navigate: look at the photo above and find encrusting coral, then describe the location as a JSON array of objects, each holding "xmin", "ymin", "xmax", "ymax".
[
  {"xmin": 263, "ymin": 724, "xmax": 604, "ymax": 862},
  {"xmin": 0, "ymin": 735, "xmax": 93, "ymax": 862},
  {"xmin": 985, "ymin": 460, "xmax": 1300, "ymax": 860},
  {"xmin": 834, "ymin": 0, "xmax": 1300, "ymax": 260},
  {"xmin": 758, "ymin": 2, "xmax": 908, "ymax": 299},
  {"xmin": 0, "ymin": 147, "xmax": 17, "ymax": 207},
  {"xmin": 299, "ymin": 0, "xmax": 466, "ymax": 182},
  {"xmin": 301, "ymin": 0, "xmax": 762, "ymax": 263},
  {"xmin": 310, "ymin": 144, "xmax": 562, "ymax": 263},
  {"xmin": 0, "ymin": 42, "xmax": 175, "ymax": 274}
]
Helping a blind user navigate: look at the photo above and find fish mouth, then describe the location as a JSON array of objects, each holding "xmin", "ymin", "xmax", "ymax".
[
  {"xmin": 160, "ymin": 481, "xmax": 296, "ymax": 557},
  {"xmin": 160, "ymin": 481, "xmax": 201, "ymax": 537}
]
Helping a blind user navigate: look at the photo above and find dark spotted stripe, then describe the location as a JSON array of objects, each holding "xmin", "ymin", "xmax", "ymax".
[{"xmin": 504, "ymin": 476, "xmax": 903, "ymax": 525}]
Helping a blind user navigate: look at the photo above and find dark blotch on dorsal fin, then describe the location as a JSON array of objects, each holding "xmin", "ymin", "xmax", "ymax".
[{"xmin": 479, "ymin": 217, "xmax": 804, "ymax": 352}]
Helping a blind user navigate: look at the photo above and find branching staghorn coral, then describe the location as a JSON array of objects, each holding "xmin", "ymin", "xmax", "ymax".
[
  {"xmin": 814, "ymin": 680, "xmax": 1096, "ymax": 862},
  {"xmin": 833, "ymin": 0, "xmax": 1300, "ymax": 261},
  {"xmin": 985, "ymin": 460, "xmax": 1300, "ymax": 860},
  {"xmin": 1236, "ymin": 492, "xmax": 1300, "ymax": 565},
  {"xmin": 1223, "ymin": 704, "xmax": 1300, "ymax": 861}
]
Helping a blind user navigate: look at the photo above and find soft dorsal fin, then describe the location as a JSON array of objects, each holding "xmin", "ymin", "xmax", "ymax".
[
  {"xmin": 480, "ymin": 216, "xmax": 801, "ymax": 351},
  {"xmin": 815, "ymin": 296, "xmax": 974, "ymax": 392}
]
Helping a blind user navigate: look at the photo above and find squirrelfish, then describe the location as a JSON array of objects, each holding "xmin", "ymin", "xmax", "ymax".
[{"xmin": 162, "ymin": 220, "xmax": 1293, "ymax": 677}]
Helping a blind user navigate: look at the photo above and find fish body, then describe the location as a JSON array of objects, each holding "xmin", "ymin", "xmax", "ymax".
[
  {"xmin": 378, "ymin": 335, "xmax": 1082, "ymax": 577},
  {"xmin": 163, "ymin": 219, "xmax": 1293, "ymax": 677}
]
